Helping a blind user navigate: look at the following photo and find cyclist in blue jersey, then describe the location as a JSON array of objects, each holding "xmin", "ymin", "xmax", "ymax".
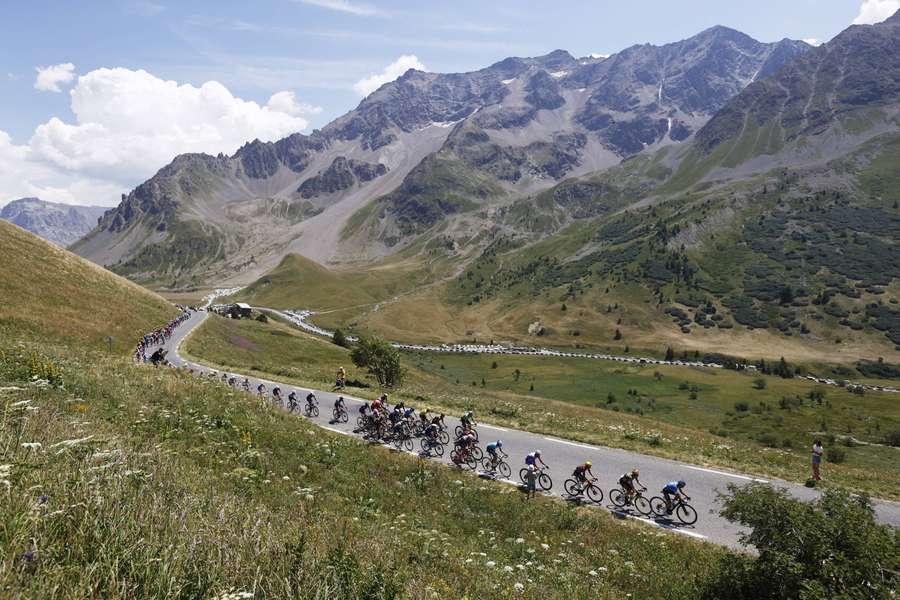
[
  {"xmin": 662, "ymin": 480, "xmax": 690, "ymax": 514},
  {"xmin": 485, "ymin": 440, "xmax": 506, "ymax": 464}
]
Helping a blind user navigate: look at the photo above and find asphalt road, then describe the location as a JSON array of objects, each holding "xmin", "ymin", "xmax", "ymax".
[{"xmin": 160, "ymin": 309, "xmax": 900, "ymax": 551}]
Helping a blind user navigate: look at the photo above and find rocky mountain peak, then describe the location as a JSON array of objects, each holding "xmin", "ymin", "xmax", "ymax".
[{"xmin": 1, "ymin": 197, "xmax": 107, "ymax": 247}]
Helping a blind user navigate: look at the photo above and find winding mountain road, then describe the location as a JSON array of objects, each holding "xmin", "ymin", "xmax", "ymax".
[{"xmin": 159, "ymin": 308, "xmax": 900, "ymax": 551}]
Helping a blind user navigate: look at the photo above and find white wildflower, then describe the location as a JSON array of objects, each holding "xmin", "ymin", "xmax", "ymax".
[
  {"xmin": 21, "ymin": 442, "xmax": 42, "ymax": 450},
  {"xmin": 503, "ymin": 565, "xmax": 514, "ymax": 573},
  {"xmin": 540, "ymin": 543, "xmax": 550, "ymax": 550},
  {"xmin": 515, "ymin": 537, "xmax": 525, "ymax": 544},
  {"xmin": 514, "ymin": 582, "xmax": 524, "ymax": 593},
  {"xmin": 486, "ymin": 561, "xmax": 496, "ymax": 568}
]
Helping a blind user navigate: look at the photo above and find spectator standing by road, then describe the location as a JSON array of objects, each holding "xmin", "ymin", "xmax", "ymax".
[
  {"xmin": 812, "ymin": 439, "xmax": 824, "ymax": 481},
  {"xmin": 524, "ymin": 464, "xmax": 537, "ymax": 500}
]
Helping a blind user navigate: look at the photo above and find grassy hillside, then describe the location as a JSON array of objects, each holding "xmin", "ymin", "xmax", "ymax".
[
  {"xmin": 0, "ymin": 220, "xmax": 177, "ymax": 354},
  {"xmin": 233, "ymin": 253, "xmax": 430, "ymax": 311},
  {"xmin": 184, "ymin": 314, "xmax": 900, "ymax": 500}
]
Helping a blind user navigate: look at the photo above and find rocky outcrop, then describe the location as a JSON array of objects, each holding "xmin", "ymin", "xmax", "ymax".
[
  {"xmin": 0, "ymin": 198, "xmax": 107, "ymax": 247},
  {"xmin": 297, "ymin": 157, "xmax": 388, "ymax": 198}
]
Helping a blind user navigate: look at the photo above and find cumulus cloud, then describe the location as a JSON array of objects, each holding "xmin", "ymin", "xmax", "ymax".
[
  {"xmin": 266, "ymin": 91, "xmax": 323, "ymax": 116},
  {"xmin": 2, "ymin": 68, "xmax": 317, "ymax": 207},
  {"xmin": 353, "ymin": 55, "xmax": 426, "ymax": 97},
  {"xmin": 34, "ymin": 63, "xmax": 76, "ymax": 92},
  {"xmin": 298, "ymin": 0, "xmax": 382, "ymax": 17},
  {"xmin": 853, "ymin": 0, "xmax": 899, "ymax": 24}
]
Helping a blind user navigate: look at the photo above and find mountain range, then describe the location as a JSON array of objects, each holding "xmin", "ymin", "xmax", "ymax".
[
  {"xmin": 71, "ymin": 12, "xmax": 900, "ymax": 363},
  {"xmin": 1, "ymin": 198, "xmax": 107, "ymax": 247}
]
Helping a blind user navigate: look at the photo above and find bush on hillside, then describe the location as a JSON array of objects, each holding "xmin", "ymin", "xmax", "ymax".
[
  {"xmin": 702, "ymin": 484, "xmax": 900, "ymax": 599},
  {"xmin": 332, "ymin": 328, "xmax": 349, "ymax": 348},
  {"xmin": 350, "ymin": 335, "xmax": 405, "ymax": 387}
]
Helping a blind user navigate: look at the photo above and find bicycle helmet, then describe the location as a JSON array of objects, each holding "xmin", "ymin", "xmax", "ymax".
[
  {"xmin": 535, "ymin": 450, "xmax": 542, "ymax": 456},
  {"xmin": 631, "ymin": 469, "xmax": 639, "ymax": 477},
  {"xmin": 585, "ymin": 460, "xmax": 592, "ymax": 467},
  {"xmin": 677, "ymin": 480, "xmax": 686, "ymax": 488},
  {"xmin": 496, "ymin": 440, "xmax": 503, "ymax": 448}
]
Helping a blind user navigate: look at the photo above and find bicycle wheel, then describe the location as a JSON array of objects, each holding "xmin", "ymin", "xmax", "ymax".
[
  {"xmin": 519, "ymin": 468, "xmax": 528, "ymax": 484},
  {"xmin": 650, "ymin": 497, "xmax": 668, "ymax": 517},
  {"xmin": 401, "ymin": 437, "xmax": 414, "ymax": 452},
  {"xmin": 586, "ymin": 484, "xmax": 604, "ymax": 504},
  {"xmin": 420, "ymin": 438, "xmax": 431, "ymax": 455},
  {"xmin": 450, "ymin": 449, "xmax": 460, "ymax": 464},
  {"xmin": 311, "ymin": 405, "xmax": 319, "ymax": 417},
  {"xmin": 465, "ymin": 455, "xmax": 478, "ymax": 470},
  {"xmin": 357, "ymin": 416, "xmax": 366, "ymax": 428},
  {"xmin": 538, "ymin": 473, "xmax": 553, "ymax": 491},
  {"xmin": 472, "ymin": 428, "xmax": 479, "ymax": 442},
  {"xmin": 634, "ymin": 495, "xmax": 652, "ymax": 516},
  {"xmin": 471, "ymin": 446, "xmax": 483, "ymax": 461},
  {"xmin": 610, "ymin": 489, "xmax": 626, "ymax": 508},
  {"xmin": 676, "ymin": 503, "xmax": 698, "ymax": 525},
  {"xmin": 497, "ymin": 461, "xmax": 511, "ymax": 479},
  {"xmin": 333, "ymin": 409, "xmax": 341, "ymax": 421},
  {"xmin": 338, "ymin": 410, "xmax": 348, "ymax": 423},
  {"xmin": 438, "ymin": 430, "xmax": 450, "ymax": 445},
  {"xmin": 480, "ymin": 457, "xmax": 495, "ymax": 471},
  {"xmin": 433, "ymin": 441, "xmax": 444, "ymax": 457},
  {"xmin": 454, "ymin": 425, "xmax": 463, "ymax": 438},
  {"xmin": 564, "ymin": 479, "xmax": 579, "ymax": 497}
]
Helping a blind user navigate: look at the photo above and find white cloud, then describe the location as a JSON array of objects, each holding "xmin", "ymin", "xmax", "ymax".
[
  {"xmin": 34, "ymin": 63, "xmax": 76, "ymax": 93},
  {"xmin": 298, "ymin": 0, "xmax": 383, "ymax": 17},
  {"xmin": 802, "ymin": 38, "xmax": 823, "ymax": 46},
  {"xmin": 852, "ymin": 0, "xmax": 899, "ymax": 24},
  {"xmin": 2, "ymin": 67, "xmax": 318, "ymax": 208},
  {"xmin": 266, "ymin": 91, "xmax": 323, "ymax": 116},
  {"xmin": 353, "ymin": 55, "xmax": 427, "ymax": 97}
]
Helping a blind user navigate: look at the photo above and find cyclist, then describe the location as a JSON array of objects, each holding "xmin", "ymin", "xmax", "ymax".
[
  {"xmin": 618, "ymin": 469, "xmax": 645, "ymax": 503},
  {"xmin": 423, "ymin": 420, "xmax": 440, "ymax": 442},
  {"xmin": 334, "ymin": 395, "xmax": 346, "ymax": 416},
  {"xmin": 359, "ymin": 402, "xmax": 370, "ymax": 417},
  {"xmin": 485, "ymin": 440, "xmax": 507, "ymax": 469},
  {"xmin": 419, "ymin": 408, "xmax": 432, "ymax": 429},
  {"xmin": 461, "ymin": 410, "xmax": 476, "ymax": 430},
  {"xmin": 431, "ymin": 413, "xmax": 446, "ymax": 429},
  {"xmin": 272, "ymin": 386, "xmax": 283, "ymax": 404},
  {"xmin": 525, "ymin": 450, "xmax": 547, "ymax": 470},
  {"xmin": 455, "ymin": 428, "xmax": 477, "ymax": 461},
  {"xmin": 287, "ymin": 390, "xmax": 299, "ymax": 411},
  {"xmin": 403, "ymin": 406, "xmax": 416, "ymax": 421},
  {"xmin": 662, "ymin": 480, "xmax": 690, "ymax": 514},
  {"xmin": 306, "ymin": 392, "xmax": 317, "ymax": 412},
  {"xmin": 242, "ymin": 378, "xmax": 251, "ymax": 391},
  {"xmin": 572, "ymin": 461, "xmax": 596, "ymax": 493},
  {"xmin": 371, "ymin": 396, "xmax": 383, "ymax": 413},
  {"xmin": 256, "ymin": 383, "xmax": 267, "ymax": 398},
  {"xmin": 227, "ymin": 376, "xmax": 236, "ymax": 388},
  {"xmin": 335, "ymin": 366, "xmax": 346, "ymax": 388}
]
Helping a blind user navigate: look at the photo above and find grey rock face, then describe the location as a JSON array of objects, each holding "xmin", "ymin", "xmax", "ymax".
[
  {"xmin": 298, "ymin": 157, "xmax": 388, "ymax": 199},
  {"xmin": 0, "ymin": 198, "xmax": 107, "ymax": 247}
]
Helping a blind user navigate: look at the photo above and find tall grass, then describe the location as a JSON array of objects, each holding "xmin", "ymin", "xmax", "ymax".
[{"xmin": 0, "ymin": 339, "xmax": 722, "ymax": 599}]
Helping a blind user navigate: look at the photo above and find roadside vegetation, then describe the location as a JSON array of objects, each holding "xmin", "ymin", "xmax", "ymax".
[{"xmin": 183, "ymin": 315, "xmax": 900, "ymax": 500}]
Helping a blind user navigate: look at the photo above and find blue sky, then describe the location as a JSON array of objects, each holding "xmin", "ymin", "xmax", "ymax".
[{"xmin": 0, "ymin": 0, "xmax": 896, "ymax": 207}]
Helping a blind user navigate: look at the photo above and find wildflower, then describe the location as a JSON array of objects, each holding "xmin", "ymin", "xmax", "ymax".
[
  {"xmin": 540, "ymin": 543, "xmax": 550, "ymax": 550},
  {"xmin": 486, "ymin": 561, "xmax": 496, "ymax": 568},
  {"xmin": 514, "ymin": 583, "xmax": 524, "ymax": 593},
  {"xmin": 589, "ymin": 570, "xmax": 598, "ymax": 576},
  {"xmin": 21, "ymin": 442, "xmax": 42, "ymax": 450},
  {"xmin": 504, "ymin": 565, "xmax": 514, "ymax": 573},
  {"xmin": 282, "ymin": 475, "xmax": 290, "ymax": 481},
  {"xmin": 515, "ymin": 537, "xmax": 525, "ymax": 544}
]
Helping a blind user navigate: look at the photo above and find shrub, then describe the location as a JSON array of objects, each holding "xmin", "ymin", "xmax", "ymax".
[
  {"xmin": 755, "ymin": 433, "xmax": 780, "ymax": 448},
  {"xmin": 332, "ymin": 328, "xmax": 349, "ymax": 348},
  {"xmin": 350, "ymin": 335, "xmax": 405, "ymax": 386},
  {"xmin": 828, "ymin": 447, "xmax": 847, "ymax": 464},
  {"xmin": 255, "ymin": 313, "xmax": 269, "ymax": 323},
  {"xmin": 882, "ymin": 430, "xmax": 900, "ymax": 447},
  {"xmin": 702, "ymin": 485, "xmax": 899, "ymax": 600},
  {"xmin": 734, "ymin": 402, "xmax": 749, "ymax": 412},
  {"xmin": 753, "ymin": 378, "xmax": 767, "ymax": 390}
]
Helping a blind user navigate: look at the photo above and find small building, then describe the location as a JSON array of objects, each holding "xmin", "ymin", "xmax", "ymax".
[{"xmin": 233, "ymin": 303, "xmax": 252, "ymax": 318}]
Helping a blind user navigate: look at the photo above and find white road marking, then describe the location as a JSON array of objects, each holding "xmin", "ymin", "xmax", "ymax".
[
  {"xmin": 543, "ymin": 436, "xmax": 596, "ymax": 450},
  {"xmin": 321, "ymin": 426, "xmax": 351, "ymax": 436},
  {"xmin": 684, "ymin": 465, "xmax": 768, "ymax": 483}
]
